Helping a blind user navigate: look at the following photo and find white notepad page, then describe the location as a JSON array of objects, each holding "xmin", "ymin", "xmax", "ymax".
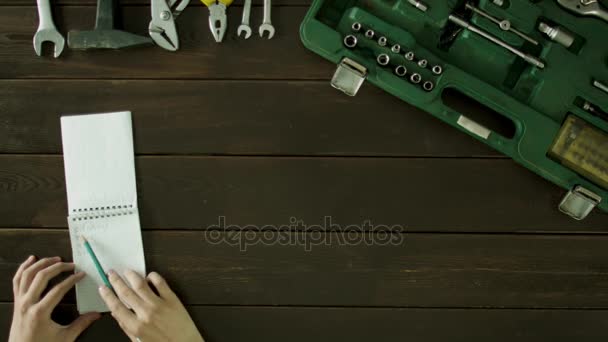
[{"xmin": 61, "ymin": 111, "xmax": 146, "ymax": 313}]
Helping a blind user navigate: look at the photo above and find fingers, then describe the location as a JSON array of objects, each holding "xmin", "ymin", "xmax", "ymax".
[
  {"xmin": 12, "ymin": 255, "xmax": 35, "ymax": 296},
  {"xmin": 108, "ymin": 271, "xmax": 146, "ymax": 312},
  {"xmin": 123, "ymin": 270, "xmax": 159, "ymax": 304},
  {"xmin": 39, "ymin": 272, "xmax": 86, "ymax": 310},
  {"xmin": 65, "ymin": 312, "xmax": 101, "ymax": 341},
  {"xmin": 147, "ymin": 272, "xmax": 178, "ymax": 303},
  {"xmin": 98, "ymin": 285, "xmax": 139, "ymax": 334},
  {"xmin": 19, "ymin": 256, "xmax": 61, "ymax": 295},
  {"xmin": 28, "ymin": 262, "xmax": 75, "ymax": 301}
]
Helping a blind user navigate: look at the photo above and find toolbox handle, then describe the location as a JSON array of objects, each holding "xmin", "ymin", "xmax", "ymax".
[{"xmin": 437, "ymin": 84, "xmax": 524, "ymax": 157}]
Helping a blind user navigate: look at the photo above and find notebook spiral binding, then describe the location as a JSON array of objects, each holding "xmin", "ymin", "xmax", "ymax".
[{"xmin": 70, "ymin": 204, "xmax": 135, "ymax": 221}]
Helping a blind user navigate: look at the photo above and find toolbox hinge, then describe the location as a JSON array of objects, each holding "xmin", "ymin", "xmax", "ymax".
[
  {"xmin": 559, "ymin": 186, "xmax": 602, "ymax": 220},
  {"xmin": 331, "ymin": 58, "xmax": 367, "ymax": 97}
]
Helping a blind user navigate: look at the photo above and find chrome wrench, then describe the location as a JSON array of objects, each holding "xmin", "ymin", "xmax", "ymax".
[
  {"xmin": 557, "ymin": 0, "xmax": 608, "ymax": 23},
  {"xmin": 258, "ymin": 0, "xmax": 275, "ymax": 39},
  {"xmin": 33, "ymin": 0, "xmax": 65, "ymax": 58},
  {"xmin": 237, "ymin": 0, "xmax": 252, "ymax": 39}
]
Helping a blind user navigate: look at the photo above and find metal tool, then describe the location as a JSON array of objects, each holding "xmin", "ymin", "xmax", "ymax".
[
  {"xmin": 68, "ymin": 0, "xmax": 153, "ymax": 49},
  {"xmin": 557, "ymin": 0, "xmax": 608, "ymax": 23},
  {"xmin": 33, "ymin": 0, "xmax": 65, "ymax": 58},
  {"xmin": 149, "ymin": 0, "xmax": 190, "ymax": 51},
  {"xmin": 465, "ymin": 3, "xmax": 539, "ymax": 45},
  {"xmin": 237, "ymin": 0, "xmax": 252, "ymax": 39},
  {"xmin": 582, "ymin": 101, "xmax": 608, "ymax": 120},
  {"xmin": 448, "ymin": 15, "xmax": 545, "ymax": 69},
  {"xmin": 259, "ymin": 0, "xmax": 275, "ymax": 39},
  {"xmin": 410, "ymin": 73, "xmax": 422, "ymax": 83},
  {"xmin": 593, "ymin": 79, "xmax": 608, "ymax": 95},
  {"xmin": 377, "ymin": 54, "xmax": 390, "ymax": 66},
  {"xmin": 538, "ymin": 22, "xmax": 575, "ymax": 48},
  {"xmin": 407, "ymin": 0, "xmax": 428, "ymax": 12},
  {"xmin": 432, "ymin": 65, "xmax": 443, "ymax": 75},
  {"xmin": 202, "ymin": 0, "xmax": 233, "ymax": 42},
  {"xmin": 423, "ymin": 81, "xmax": 434, "ymax": 91},
  {"xmin": 395, "ymin": 65, "xmax": 407, "ymax": 76},
  {"xmin": 343, "ymin": 35, "xmax": 357, "ymax": 48}
]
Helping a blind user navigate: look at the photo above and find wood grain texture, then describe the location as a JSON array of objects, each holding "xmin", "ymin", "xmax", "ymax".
[
  {"xmin": 1, "ymin": 155, "xmax": 607, "ymax": 231},
  {"xmin": 1, "ymin": 304, "xmax": 608, "ymax": 342},
  {"xmin": 0, "ymin": 6, "xmax": 329, "ymax": 79},
  {"xmin": 2, "ymin": 230, "xmax": 608, "ymax": 307},
  {"xmin": 0, "ymin": 80, "xmax": 497, "ymax": 156}
]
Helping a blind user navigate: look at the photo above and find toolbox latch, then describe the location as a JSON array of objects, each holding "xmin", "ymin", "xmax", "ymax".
[
  {"xmin": 331, "ymin": 58, "xmax": 367, "ymax": 96},
  {"xmin": 559, "ymin": 186, "xmax": 602, "ymax": 220}
]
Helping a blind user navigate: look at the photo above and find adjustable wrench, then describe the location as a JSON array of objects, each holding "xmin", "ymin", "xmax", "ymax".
[
  {"xmin": 557, "ymin": 0, "xmax": 608, "ymax": 23},
  {"xmin": 237, "ymin": 0, "xmax": 252, "ymax": 39},
  {"xmin": 33, "ymin": 0, "xmax": 65, "ymax": 58},
  {"xmin": 258, "ymin": 0, "xmax": 275, "ymax": 39}
]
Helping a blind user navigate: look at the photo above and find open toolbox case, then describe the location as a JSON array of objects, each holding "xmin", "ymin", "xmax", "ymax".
[{"xmin": 300, "ymin": 0, "xmax": 608, "ymax": 220}]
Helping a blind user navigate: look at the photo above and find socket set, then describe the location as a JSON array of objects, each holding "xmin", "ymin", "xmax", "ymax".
[
  {"xmin": 301, "ymin": 0, "xmax": 608, "ymax": 219},
  {"xmin": 342, "ymin": 22, "xmax": 444, "ymax": 92}
]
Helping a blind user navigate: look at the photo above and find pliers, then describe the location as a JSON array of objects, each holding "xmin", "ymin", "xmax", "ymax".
[
  {"xmin": 556, "ymin": 0, "xmax": 608, "ymax": 23},
  {"xmin": 201, "ymin": 0, "xmax": 234, "ymax": 42},
  {"xmin": 149, "ymin": 0, "xmax": 191, "ymax": 51}
]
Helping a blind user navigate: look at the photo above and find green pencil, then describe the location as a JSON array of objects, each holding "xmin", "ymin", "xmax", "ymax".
[{"xmin": 80, "ymin": 236, "xmax": 113, "ymax": 291}]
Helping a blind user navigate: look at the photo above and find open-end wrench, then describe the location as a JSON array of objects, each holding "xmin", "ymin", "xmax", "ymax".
[
  {"xmin": 557, "ymin": 0, "xmax": 608, "ymax": 23},
  {"xmin": 237, "ymin": 0, "xmax": 252, "ymax": 39},
  {"xmin": 258, "ymin": 0, "xmax": 275, "ymax": 39},
  {"xmin": 33, "ymin": 0, "xmax": 65, "ymax": 58}
]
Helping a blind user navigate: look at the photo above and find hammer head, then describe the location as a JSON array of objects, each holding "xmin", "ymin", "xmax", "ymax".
[{"xmin": 68, "ymin": 29, "xmax": 153, "ymax": 50}]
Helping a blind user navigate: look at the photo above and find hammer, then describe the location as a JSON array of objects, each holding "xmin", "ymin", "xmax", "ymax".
[{"xmin": 68, "ymin": 0, "xmax": 152, "ymax": 49}]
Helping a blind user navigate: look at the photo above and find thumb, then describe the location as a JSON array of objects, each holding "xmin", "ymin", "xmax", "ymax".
[{"xmin": 66, "ymin": 312, "xmax": 101, "ymax": 340}]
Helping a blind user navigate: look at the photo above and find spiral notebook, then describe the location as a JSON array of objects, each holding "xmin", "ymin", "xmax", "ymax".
[{"xmin": 61, "ymin": 111, "xmax": 146, "ymax": 313}]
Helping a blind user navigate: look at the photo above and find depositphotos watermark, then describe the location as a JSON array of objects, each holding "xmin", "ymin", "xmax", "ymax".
[{"xmin": 204, "ymin": 216, "xmax": 405, "ymax": 251}]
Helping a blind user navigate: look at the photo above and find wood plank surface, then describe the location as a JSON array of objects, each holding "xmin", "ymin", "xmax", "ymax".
[
  {"xmin": 2, "ymin": 230, "xmax": 608, "ymax": 308},
  {"xmin": 0, "ymin": 80, "xmax": 497, "ymax": 156},
  {"xmin": 1, "ymin": 155, "xmax": 606, "ymax": 231},
  {"xmin": 2, "ymin": 304, "xmax": 608, "ymax": 342},
  {"xmin": 2, "ymin": 0, "xmax": 607, "ymax": 339},
  {"xmin": 0, "ymin": 6, "xmax": 328, "ymax": 79}
]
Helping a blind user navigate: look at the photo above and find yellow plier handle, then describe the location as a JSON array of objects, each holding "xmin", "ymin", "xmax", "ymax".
[{"xmin": 201, "ymin": 0, "xmax": 233, "ymax": 7}]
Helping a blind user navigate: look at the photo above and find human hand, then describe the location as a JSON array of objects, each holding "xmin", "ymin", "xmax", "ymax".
[
  {"xmin": 9, "ymin": 255, "xmax": 101, "ymax": 342},
  {"xmin": 99, "ymin": 269, "xmax": 204, "ymax": 342}
]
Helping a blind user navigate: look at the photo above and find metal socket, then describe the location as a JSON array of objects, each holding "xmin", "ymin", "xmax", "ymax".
[
  {"xmin": 365, "ymin": 30, "xmax": 375, "ymax": 39},
  {"xmin": 391, "ymin": 44, "xmax": 401, "ymax": 53},
  {"xmin": 594, "ymin": 80, "xmax": 608, "ymax": 95},
  {"xmin": 423, "ymin": 81, "xmax": 434, "ymax": 91},
  {"xmin": 343, "ymin": 35, "xmax": 358, "ymax": 48},
  {"xmin": 417, "ymin": 59, "xmax": 428, "ymax": 68},
  {"xmin": 410, "ymin": 73, "xmax": 422, "ymax": 84},
  {"xmin": 378, "ymin": 36, "xmax": 387, "ymax": 47},
  {"xmin": 377, "ymin": 54, "xmax": 390, "ymax": 66},
  {"xmin": 405, "ymin": 51, "xmax": 415, "ymax": 61},
  {"xmin": 351, "ymin": 22, "xmax": 362, "ymax": 32},
  {"xmin": 538, "ymin": 22, "xmax": 575, "ymax": 48},
  {"xmin": 395, "ymin": 65, "xmax": 407, "ymax": 77},
  {"xmin": 432, "ymin": 65, "xmax": 443, "ymax": 75}
]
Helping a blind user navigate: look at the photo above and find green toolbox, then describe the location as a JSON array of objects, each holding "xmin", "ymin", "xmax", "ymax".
[{"xmin": 300, "ymin": 0, "xmax": 608, "ymax": 220}]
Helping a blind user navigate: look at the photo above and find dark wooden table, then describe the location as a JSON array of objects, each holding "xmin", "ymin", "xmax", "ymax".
[{"xmin": 1, "ymin": 0, "xmax": 608, "ymax": 341}]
